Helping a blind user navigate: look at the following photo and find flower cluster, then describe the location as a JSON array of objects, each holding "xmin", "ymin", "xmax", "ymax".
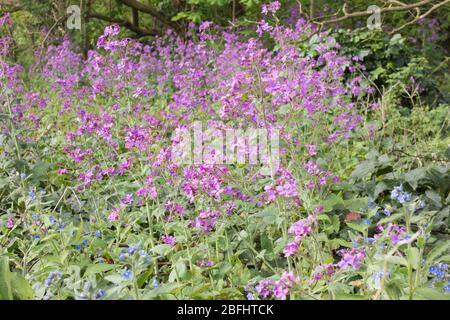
[
  {"xmin": 283, "ymin": 215, "xmax": 317, "ymax": 257},
  {"xmin": 429, "ymin": 263, "xmax": 448, "ymax": 281},
  {"xmin": 192, "ymin": 209, "xmax": 221, "ymax": 233},
  {"xmin": 44, "ymin": 271, "xmax": 62, "ymax": 288},
  {"xmin": 376, "ymin": 223, "xmax": 409, "ymax": 245},
  {"xmin": 335, "ymin": 248, "xmax": 366, "ymax": 270},
  {"xmin": 391, "ymin": 185, "xmax": 412, "ymax": 204},
  {"xmin": 255, "ymin": 272, "xmax": 298, "ymax": 300}
]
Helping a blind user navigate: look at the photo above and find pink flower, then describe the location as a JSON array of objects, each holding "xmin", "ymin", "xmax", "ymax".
[
  {"xmin": 197, "ymin": 259, "xmax": 214, "ymax": 268},
  {"xmin": 262, "ymin": 1, "xmax": 281, "ymax": 15},
  {"xmin": 336, "ymin": 248, "xmax": 366, "ymax": 270},
  {"xmin": 283, "ymin": 241, "xmax": 299, "ymax": 257},
  {"xmin": 194, "ymin": 210, "xmax": 221, "ymax": 233},
  {"xmin": 288, "ymin": 215, "xmax": 316, "ymax": 242},
  {"xmin": 305, "ymin": 144, "xmax": 317, "ymax": 156},
  {"xmin": 120, "ymin": 194, "xmax": 134, "ymax": 206},
  {"xmin": 161, "ymin": 235, "xmax": 176, "ymax": 246},
  {"xmin": 108, "ymin": 208, "xmax": 120, "ymax": 221},
  {"xmin": 119, "ymin": 158, "xmax": 133, "ymax": 175},
  {"xmin": 6, "ymin": 217, "xmax": 14, "ymax": 229},
  {"xmin": 255, "ymin": 279, "xmax": 274, "ymax": 298},
  {"xmin": 273, "ymin": 272, "xmax": 297, "ymax": 300},
  {"xmin": 104, "ymin": 24, "xmax": 121, "ymax": 37}
]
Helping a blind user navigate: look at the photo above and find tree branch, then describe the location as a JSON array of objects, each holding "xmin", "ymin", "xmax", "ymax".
[
  {"xmin": 88, "ymin": 11, "xmax": 159, "ymax": 37},
  {"xmin": 131, "ymin": 7, "xmax": 139, "ymax": 28},
  {"xmin": 390, "ymin": 0, "xmax": 450, "ymax": 33},
  {"xmin": 117, "ymin": 0, "xmax": 181, "ymax": 33},
  {"xmin": 312, "ymin": 0, "xmax": 439, "ymax": 25}
]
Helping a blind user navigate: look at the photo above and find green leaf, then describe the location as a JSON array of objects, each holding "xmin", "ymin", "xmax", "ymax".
[
  {"xmin": 385, "ymin": 255, "xmax": 408, "ymax": 266},
  {"xmin": 85, "ymin": 264, "xmax": 117, "ymax": 275},
  {"xmin": 137, "ymin": 270, "xmax": 153, "ymax": 288},
  {"xmin": 351, "ymin": 160, "xmax": 376, "ymax": 180},
  {"xmin": 252, "ymin": 205, "xmax": 278, "ymax": 225},
  {"xmin": 343, "ymin": 197, "xmax": 368, "ymax": 211},
  {"xmin": 408, "ymin": 247, "xmax": 420, "ymax": 269},
  {"xmin": 405, "ymin": 168, "xmax": 426, "ymax": 189},
  {"xmin": 10, "ymin": 273, "xmax": 35, "ymax": 300},
  {"xmin": 151, "ymin": 244, "xmax": 172, "ymax": 256},
  {"xmin": 30, "ymin": 161, "xmax": 52, "ymax": 182},
  {"xmin": 374, "ymin": 182, "xmax": 389, "ymax": 198},
  {"xmin": 321, "ymin": 194, "xmax": 344, "ymax": 212},
  {"xmin": 260, "ymin": 234, "xmax": 273, "ymax": 254},
  {"xmin": 335, "ymin": 293, "xmax": 367, "ymax": 300},
  {"xmin": 143, "ymin": 283, "xmax": 182, "ymax": 299},
  {"xmin": 213, "ymin": 262, "xmax": 233, "ymax": 280},
  {"xmin": 169, "ymin": 261, "xmax": 187, "ymax": 282},
  {"xmin": 0, "ymin": 257, "xmax": 13, "ymax": 300},
  {"xmin": 346, "ymin": 222, "xmax": 369, "ymax": 233},
  {"xmin": 378, "ymin": 213, "xmax": 403, "ymax": 225},
  {"xmin": 425, "ymin": 190, "xmax": 442, "ymax": 207},
  {"xmin": 426, "ymin": 241, "xmax": 450, "ymax": 264},
  {"xmin": 331, "ymin": 215, "xmax": 340, "ymax": 233},
  {"xmin": 415, "ymin": 288, "xmax": 450, "ymax": 300}
]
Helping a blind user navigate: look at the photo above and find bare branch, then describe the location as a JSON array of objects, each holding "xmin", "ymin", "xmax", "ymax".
[
  {"xmin": 390, "ymin": 0, "xmax": 450, "ymax": 33},
  {"xmin": 117, "ymin": 0, "xmax": 181, "ymax": 33},
  {"xmin": 88, "ymin": 11, "xmax": 159, "ymax": 37},
  {"xmin": 312, "ymin": 0, "xmax": 441, "ymax": 25}
]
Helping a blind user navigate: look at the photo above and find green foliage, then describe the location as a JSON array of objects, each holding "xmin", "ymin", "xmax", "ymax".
[
  {"xmin": 0, "ymin": 256, "xmax": 35, "ymax": 300},
  {"xmin": 334, "ymin": 29, "xmax": 449, "ymax": 106}
]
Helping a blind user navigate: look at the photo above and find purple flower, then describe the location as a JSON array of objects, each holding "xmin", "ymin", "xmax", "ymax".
[
  {"xmin": 336, "ymin": 248, "xmax": 366, "ymax": 270},
  {"xmin": 108, "ymin": 208, "xmax": 120, "ymax": 221},
  {"xmin": 127, "ymin": 244, "xmax": 139, "ymax": 254},
  {"xmin": 283, "ymin": 241, "xmax": 299, "ymax": 257},
  {"xmin": 6, "ymin": 217, "xmax": 14, "ymax": 229},
  {"xmin": 255, "ymin": 279, "xmax": 274, "ymax": 298},
  {"xmin": 288, "ymin": 215, "xmax": 316, "ymax": 242},
  {"xmin": 262, "ymin": 1, "xmax": 281, "ymax": 15},
  {"xmin": 305, "ymin": 144, "xmax": 317, "ymax": 156},
  {"xmin": 194, "ymin": 210, "xmax": 221, "ymax": 233},
  {"xmin": 197, "ymin": 259, "xmax": 214, "ymax": 268},
  {"xmin": 273, "ymin": 272, "xmax": 297, "ymax": 300},
  {"xmin": 120, "ymin": 193, "xmax": 134, "ymax": 206},
  {"xmin": 118, "ymin": 158, "xmax": 133, "ymax": 175}
]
